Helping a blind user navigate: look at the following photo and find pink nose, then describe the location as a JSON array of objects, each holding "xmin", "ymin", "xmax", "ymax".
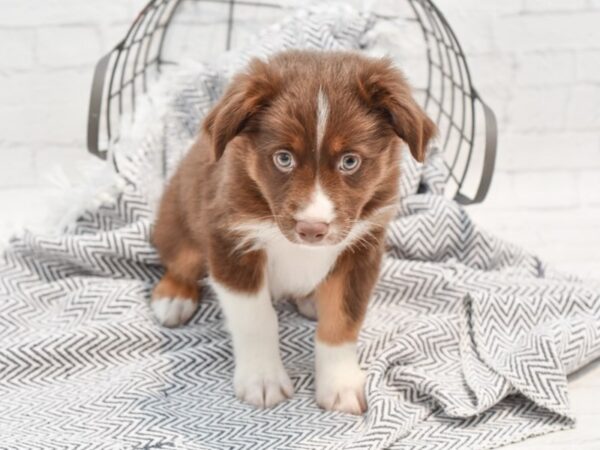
[{"xmin": 295, "ymin": 221, "xmax": 329, "ymax": 243}]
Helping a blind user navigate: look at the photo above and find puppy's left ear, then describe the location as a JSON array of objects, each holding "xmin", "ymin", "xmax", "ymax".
[
  {"xmin": 358, "ymin": 59, "xmax": 436, "ymax": 162},
  {"xmin": 203, "ymin": 58, "xmax": 281, "ymax": 160}
]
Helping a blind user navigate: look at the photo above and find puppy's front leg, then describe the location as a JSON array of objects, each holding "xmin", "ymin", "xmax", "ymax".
[
  {"xmin": 210, "ymin": 247, "xmax": 293, "ymax": 408},
  {"xmin": 314, "ymin": 237, "xmax": 383, "ymax": 415},
  {"xmin": 213, "ymin": 281, "xmax": 293, "ymax": 408}
]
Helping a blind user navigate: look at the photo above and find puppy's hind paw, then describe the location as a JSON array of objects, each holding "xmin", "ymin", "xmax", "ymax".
[
  {"xmin": 151, "ymin": 297, "xmax": 198, "ymax": 327},
  {"xmin": 295, "ymin": 295, "xmax": 318, "ymax": 320},
  {"xmin": 152, "ymin": 272, "xmax": 199, "ymax": 327}
]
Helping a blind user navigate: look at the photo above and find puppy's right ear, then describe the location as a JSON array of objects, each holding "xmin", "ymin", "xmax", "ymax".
[{"xmin": 203, "ymin": 58, "xmax": 281, "ymax": 160}]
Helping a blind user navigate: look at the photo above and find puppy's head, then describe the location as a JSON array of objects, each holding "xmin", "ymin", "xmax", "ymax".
[{"xmin": 204, "ymin": 51, "xmax": 436, "ymax": 246}]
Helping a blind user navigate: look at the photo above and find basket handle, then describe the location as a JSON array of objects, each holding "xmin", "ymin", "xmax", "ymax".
[
  {"xmin": 455, "ymin": 90, "xmax": 498, "ymax": 205},
  {"xmin": 87, "ymin": 49, "xmax": 117, "ymax": 160}
]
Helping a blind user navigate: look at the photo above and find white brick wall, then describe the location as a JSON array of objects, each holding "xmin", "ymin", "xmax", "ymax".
[
  {"xmin": 434, "ymin": 0, "xmax": 600, "ymax": 277},
  {"xmin": 0, "ymin": 0, "xmax": 147, "ymax": 192},
  {"xmin": 0, "ymin": 0, "xmax": 599, "ymax": 276}
]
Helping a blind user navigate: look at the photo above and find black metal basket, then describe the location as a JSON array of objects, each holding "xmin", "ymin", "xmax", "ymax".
[{"xmin": 87, "ymin": 0, "xmax": 497, "ymax": 205}]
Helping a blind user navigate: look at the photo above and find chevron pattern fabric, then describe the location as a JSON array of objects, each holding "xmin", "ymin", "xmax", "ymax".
[
  {"xmin": 1, "ymin": 184, "xmax": 598, "ymax": 449},
  {"xmin": 2, "ymin": 3, "xmax": 600, "ymax": 449}
]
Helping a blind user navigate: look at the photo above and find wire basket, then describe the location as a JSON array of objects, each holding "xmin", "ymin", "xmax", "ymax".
[{"xmin": 87, "ymin": 0, "xmax": 497, "ymax": 205}]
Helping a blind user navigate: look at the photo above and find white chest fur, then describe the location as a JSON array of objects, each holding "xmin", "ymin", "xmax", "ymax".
[
  {"xmin": 264, "ymin": 231, "xmax": 342, "ymax": 300},
  {"xmin": 232, "ymin": 220, "xmax": 375, "ymax": 301}
]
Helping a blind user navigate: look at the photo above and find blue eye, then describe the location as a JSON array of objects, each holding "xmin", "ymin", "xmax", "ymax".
[
  {"xmin": 273, "ymin": 150, "xmax": 295, "ymax": 172},
  {"xmin": 339, "ymin": 153, "xmax": 361, "ymax": 173}
]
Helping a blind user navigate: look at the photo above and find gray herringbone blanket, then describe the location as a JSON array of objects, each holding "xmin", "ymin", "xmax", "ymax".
[{"xmin": 1, "ymin": 4, "xmax": 599, "ymax": 449}]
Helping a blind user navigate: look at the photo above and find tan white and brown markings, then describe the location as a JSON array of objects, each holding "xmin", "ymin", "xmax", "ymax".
[{"xmin": 151, "ymin": 50, "xmax": 436, "ymax": 414}]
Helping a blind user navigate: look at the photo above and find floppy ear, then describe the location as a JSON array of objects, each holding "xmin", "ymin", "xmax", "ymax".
[
  {"xmin": 357, "ymin": 58, "xmax": 436, "ymax": 162},
  {"xmin": 203, "ymin": 58, "xmax": 281, "ymax": 160}
]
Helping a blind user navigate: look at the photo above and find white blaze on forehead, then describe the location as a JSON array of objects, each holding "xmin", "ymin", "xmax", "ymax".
[
  {"xmin": 316, "ymin": 88, "xmax": 329, "ymax": 151},
  {"xmin": 295, "ymin": 182, "xmax": 335, "ymax": 224}
]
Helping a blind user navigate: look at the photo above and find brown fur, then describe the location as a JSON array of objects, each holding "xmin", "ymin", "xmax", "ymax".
[
  {"xmin": 316, "ymin": 229, "xmax": 385, "ymax": 345},
  {"xmin": 152, "ymin": 50, "xmax": 435, "ymax": 334}
]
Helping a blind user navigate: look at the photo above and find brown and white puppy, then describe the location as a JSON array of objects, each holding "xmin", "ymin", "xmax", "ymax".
[{"xmin": 151, "ymin": 50, "xmax": 435, "ymax": 414}]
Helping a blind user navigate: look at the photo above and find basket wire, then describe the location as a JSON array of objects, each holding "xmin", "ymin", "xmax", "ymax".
[{"xmin": 87, "ymin": 0, "xmax": 497, "ymax": 204}]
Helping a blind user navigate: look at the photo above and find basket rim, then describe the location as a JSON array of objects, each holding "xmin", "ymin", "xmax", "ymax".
[{"xmin": 86, "ymin": 0, "xmax": 497, "ymax": 205}]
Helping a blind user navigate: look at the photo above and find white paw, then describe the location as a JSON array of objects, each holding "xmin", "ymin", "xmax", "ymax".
[
  {"xmin": 295, "ymin": 296, "xmax": 318, "ymax": 320},
  {"xmin": 316, "ymin": 368, "xmax": 366, "ymax": 415},
  {"xmin": 234, "ymin": 362, "xmax": 294, "ymax": 408},
  {"xmin": 151, "ymin": 297, "xmax": 198, "ymax": 327},
  {"xmin": 315, "ymin": 341, "xmax": 367, "ymax": 415}
]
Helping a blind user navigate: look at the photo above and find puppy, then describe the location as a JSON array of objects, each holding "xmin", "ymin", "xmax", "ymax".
[{"xmin": 151, "ymin": 50, "xmax": 435, "ymax": 414}]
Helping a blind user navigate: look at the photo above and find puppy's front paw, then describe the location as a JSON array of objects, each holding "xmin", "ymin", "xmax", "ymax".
[
  {"xmin": 151, "ymin": 297, "xmax": 198, "ymax": 327},
  {"xmin": 234, "ymin": 362, "xmax": 294, "ymax": 408},
  {"xmin": 316, "ymin": 368, "xmax": 366, "ymax": 415},
  {"xmin": 315, "ymin": 341, "xmax": 367, "ymax": 415}
]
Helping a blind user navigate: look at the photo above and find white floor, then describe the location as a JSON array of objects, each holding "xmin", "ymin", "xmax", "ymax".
[{"xmin": 1, "ymin": 180, "xmax": 599, "ymax": 449}]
